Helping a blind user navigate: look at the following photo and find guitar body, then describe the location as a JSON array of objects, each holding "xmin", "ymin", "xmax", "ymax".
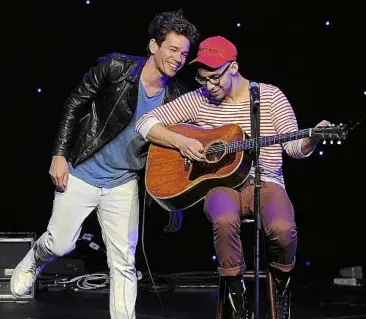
[{"xmin": 145, "ymin": 123, "xmax": 253, "ymax": 211}]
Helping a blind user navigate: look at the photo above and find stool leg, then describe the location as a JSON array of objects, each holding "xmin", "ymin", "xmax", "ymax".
[{"xmin": 266, "ymin": 268, "xmax": 277, "ymax": 319}]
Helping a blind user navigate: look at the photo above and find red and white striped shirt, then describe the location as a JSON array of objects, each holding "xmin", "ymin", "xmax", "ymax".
[{"xmin": 135, "ymin": 83, "xmax": 311, "ymax": 188}]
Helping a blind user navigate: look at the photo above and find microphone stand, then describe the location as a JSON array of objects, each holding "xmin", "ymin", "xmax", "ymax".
[{"xmin": 251, "ymin": 92, "xmax": 261, "ymax": 319}]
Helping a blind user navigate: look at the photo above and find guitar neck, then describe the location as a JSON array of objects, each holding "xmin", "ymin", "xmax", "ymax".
[{"xmin": 228, "ymin": 128, "xmax": 311, "ymax": 153}]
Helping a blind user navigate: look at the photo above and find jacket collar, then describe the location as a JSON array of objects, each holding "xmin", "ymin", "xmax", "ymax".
[{"xmin": 127, "ymin": 56, "xmax": 148, "ymax": 82}]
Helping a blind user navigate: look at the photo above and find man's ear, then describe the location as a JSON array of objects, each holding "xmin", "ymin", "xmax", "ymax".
[
  {"xmin": 149, "ymin": 39, "xmax": 158, "ymax": 55},
  {"xmin": 230, "ymin": 61, "xmax": 239, "ymax": 75}
]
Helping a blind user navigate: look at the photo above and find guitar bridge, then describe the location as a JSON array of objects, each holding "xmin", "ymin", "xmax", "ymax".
[{"xmin": 184, "ymin": 158, "xmax": 191, "ymax": 171}]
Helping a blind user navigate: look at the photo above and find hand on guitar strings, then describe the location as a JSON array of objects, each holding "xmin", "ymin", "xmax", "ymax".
[{"xmin": 178, "ymin": 136, "xmax": 206, "ymax": 162}]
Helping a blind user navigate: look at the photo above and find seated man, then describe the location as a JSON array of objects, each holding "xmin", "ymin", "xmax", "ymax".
[{"xmin": 135, "ymin": 36, "xmax": 329, "ymax": 318}]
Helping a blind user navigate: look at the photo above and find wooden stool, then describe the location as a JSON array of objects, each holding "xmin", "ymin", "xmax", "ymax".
[{"xmin": 215, "ymin": 219, "xmax": 277, "ymax": 319}]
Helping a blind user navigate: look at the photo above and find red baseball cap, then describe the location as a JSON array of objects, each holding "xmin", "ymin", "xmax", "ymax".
[{"xmin": 189, "ymin": 36, "xmax": 237, "ymax": 69}]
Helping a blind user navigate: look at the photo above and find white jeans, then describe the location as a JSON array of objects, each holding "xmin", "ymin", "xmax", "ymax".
[{"xmin": 35, "ymin": 174, "xmax": 139, "ymax": 319}]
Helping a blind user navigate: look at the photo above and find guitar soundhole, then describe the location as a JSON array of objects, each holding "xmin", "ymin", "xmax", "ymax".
[
  {"xmin": 189, "ymin": 142, "xmax": 236, "ymax": 181},
  {"xmin": 205, "ymin": 141, "xmax": 226, "ymax": 163}
]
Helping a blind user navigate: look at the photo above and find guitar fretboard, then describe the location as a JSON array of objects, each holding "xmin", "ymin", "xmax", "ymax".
[{"xmin": 228, "ymin": 128, "xmax": 310, "ymax": 153}]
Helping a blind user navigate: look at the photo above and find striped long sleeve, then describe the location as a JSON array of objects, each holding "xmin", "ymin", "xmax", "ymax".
[
  {"xmin": 270, "ymin": 88, "xmax": 311, "ymax": 159},
  {"xmin": 135, "ymin": 89, "xmax": 203, "ymax": 139}
]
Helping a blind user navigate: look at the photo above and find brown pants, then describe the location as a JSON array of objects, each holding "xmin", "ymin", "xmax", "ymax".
[{"xmin": 203, "ymin": 180, "xmax": 297, "ymax": 276}]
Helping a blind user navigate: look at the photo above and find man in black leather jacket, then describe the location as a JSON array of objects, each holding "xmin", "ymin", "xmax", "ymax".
[{"xmin": 11, "ymin": 10, "xmax": 199, "ymax": 319}]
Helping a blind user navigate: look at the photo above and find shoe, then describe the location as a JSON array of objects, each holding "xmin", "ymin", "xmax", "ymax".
[
  {"xmin": 274, "ymin": 276, "xmax": 291, "ymax": 319},
  {"xmin": 10, "ymin": 248, "xmax": 46, "ymax": 297},
  {"xmin": 226, "ymin": 276, "xmax": 251, "ymax": 319}
]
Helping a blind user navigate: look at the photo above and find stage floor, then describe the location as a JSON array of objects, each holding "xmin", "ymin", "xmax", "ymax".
[{"xmin": 1, "ymin": 280, "xmax": 366, "ymax": 319}]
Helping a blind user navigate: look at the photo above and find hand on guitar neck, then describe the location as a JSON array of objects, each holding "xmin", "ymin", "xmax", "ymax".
[
  {"xmin": 301, "ymin": 119, "xmax": 333, "ymax": 155},
  {"xmin": 147, "ymin": 123, "xmax": 206, "ymax": 162}
]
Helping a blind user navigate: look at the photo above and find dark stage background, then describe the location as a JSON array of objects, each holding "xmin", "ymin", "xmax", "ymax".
[{"xmin": 4, "ymin": 1, "xmax": 366, "ymax": 284}]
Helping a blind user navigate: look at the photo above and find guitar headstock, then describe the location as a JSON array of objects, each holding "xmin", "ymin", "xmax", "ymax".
[{"xmin": 311, "ymin": 123, "xmax": 351, "ymax": 141}]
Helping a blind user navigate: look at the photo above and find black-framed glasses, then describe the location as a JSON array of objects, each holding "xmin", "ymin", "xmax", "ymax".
[{"xmin": 195, "ymin": 62, "xmax": 232, "ymax": 86}]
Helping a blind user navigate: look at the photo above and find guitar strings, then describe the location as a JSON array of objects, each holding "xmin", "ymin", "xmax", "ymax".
[
  {"xmin": 204, "ymin": 129, "xmax": 313, "ymax": 155},
  {"xmin": 203, "ymin": 125, "xmax": 343, "ymax": 155}
]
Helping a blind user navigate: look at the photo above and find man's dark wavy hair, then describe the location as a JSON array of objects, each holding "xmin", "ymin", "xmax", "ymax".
[{"xmin": 148, "ymin": 9, "xmax": 199, "ymax": 47}]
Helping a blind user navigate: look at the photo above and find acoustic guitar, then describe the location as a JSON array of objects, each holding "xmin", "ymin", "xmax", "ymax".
[{"xmin": 145, "ymin": 122, "xmax": 350, "ymax": 211}]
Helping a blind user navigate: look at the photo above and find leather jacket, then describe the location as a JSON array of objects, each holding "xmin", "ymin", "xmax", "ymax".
[{"xmin": 52, "ymin": 53, "xmax": 188, "ymax": 167}]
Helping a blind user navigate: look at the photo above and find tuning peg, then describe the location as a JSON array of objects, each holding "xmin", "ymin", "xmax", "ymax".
[
  {"xmin": 337, "ymin": 140, "xmax": 341, "ymax": 145},
  {"xmin": 322, "ymin": 140, "xmax": 326, "ymax": 145},
  {"xmin": 330, "ymin": 140, "xmax": 334, "ymax": 145}
]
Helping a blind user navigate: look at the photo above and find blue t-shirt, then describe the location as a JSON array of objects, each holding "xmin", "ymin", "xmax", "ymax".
[{"xmin": 68, "ymin": 79, "xmax": 165, "ymax": 188}]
